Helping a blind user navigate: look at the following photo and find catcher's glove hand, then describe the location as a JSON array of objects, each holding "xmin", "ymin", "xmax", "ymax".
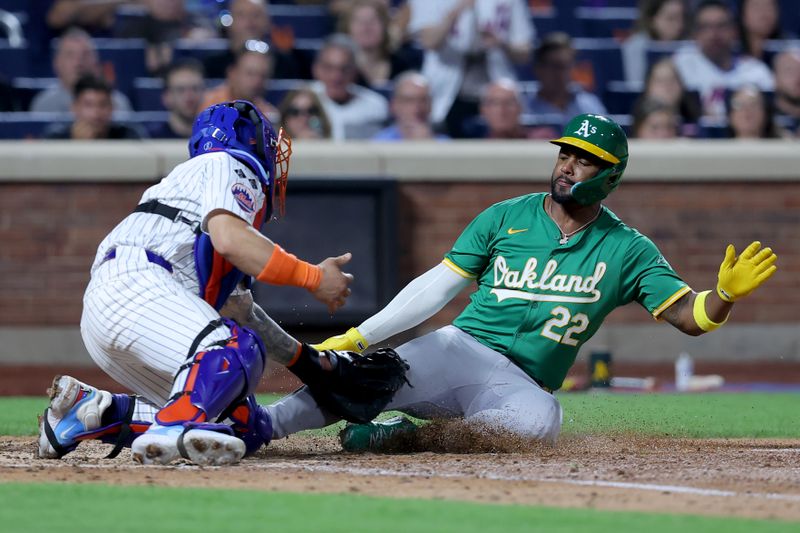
[
  {"xmin": 716, "ymin": 241, "xmax": 778, "ymax": 302},
  {"xmin": 289, "ymin": 344, "xmax": 410, "ymax": 424},
  {"xmin": 312, "ymin": 327, "xmax": 369, "ymax": 353}
]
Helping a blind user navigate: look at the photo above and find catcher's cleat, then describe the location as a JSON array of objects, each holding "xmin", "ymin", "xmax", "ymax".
[
  {"xmin": 339, "ymin": 415, "xmax": 417, "ymax": 452},
  {"xmin": 38, "ymin": 375, "xmax": 113, "ymax": 459},
  {"xmin": 131, "ymin": 424, "xmax": 246, "ymax": 466}
]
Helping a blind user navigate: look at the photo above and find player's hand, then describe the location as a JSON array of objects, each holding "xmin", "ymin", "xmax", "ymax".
[
  {"xmin": 312, "ymin": 327, "xmax": 369, "ymax": 353},
  {"xmin": 312, "ymin": 252, "xmax": 354, "ymax": 314},
  {"xmin": 716, "ymin": 241, "xmax": 777, "ymax": 302}
]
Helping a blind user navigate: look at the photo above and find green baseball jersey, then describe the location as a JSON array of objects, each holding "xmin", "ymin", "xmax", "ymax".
[{"xmin": 444, "ymin": 193, "xmax": 689, "ymax": 391}]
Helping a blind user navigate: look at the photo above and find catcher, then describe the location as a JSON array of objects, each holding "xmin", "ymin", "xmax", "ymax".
[
  {"xmin": 38, "ymin": 100, "xmax": 408, "ymax": 466},
  {"xmin": 264, "ymin": 113, "xmax": 779, "ymax": 449}
]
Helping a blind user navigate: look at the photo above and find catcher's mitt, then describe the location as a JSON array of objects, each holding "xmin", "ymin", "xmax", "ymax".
[{"xmin": 288, "ymin": 344, "xmax": 410, "ymax": 424}]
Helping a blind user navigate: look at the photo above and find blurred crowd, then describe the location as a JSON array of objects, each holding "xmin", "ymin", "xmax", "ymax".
[{"xmin": 0, "ymin": 0, "xmax": 798, "ymax": 141}]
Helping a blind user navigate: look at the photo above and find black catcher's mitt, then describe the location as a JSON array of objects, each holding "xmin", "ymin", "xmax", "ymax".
[{"xmin": 288, "ymin": 344, "xmax": 410, "ymax": 424}]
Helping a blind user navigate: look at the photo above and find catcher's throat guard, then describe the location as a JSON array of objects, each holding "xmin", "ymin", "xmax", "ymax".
[{"xmin": 550, "ymin": 113, "xmax": 628, "ymax": 205}]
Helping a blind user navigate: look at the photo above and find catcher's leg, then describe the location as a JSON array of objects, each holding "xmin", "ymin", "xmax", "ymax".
[
  {"xmin": 132, "ymin": 318, "xmax": 269, "ymax": 466},
  {"xmin": 38, "ymin": 375, "xmax": 158, "ymax": 459}
]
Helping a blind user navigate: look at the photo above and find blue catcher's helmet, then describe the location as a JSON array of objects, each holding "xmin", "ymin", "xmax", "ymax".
[{"xmin": 189, "ymin": 100, "xmax": 292, "ymax": 220}]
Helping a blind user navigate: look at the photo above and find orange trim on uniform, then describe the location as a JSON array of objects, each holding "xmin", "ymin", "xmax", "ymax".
[
  {"xmin": 256, "ymin": 245, "xmax": 321, "ymax": 290},
  {"xmin": 652, "ymin": 286, "xmax": 692, "ymax": 319},
  {"xmin": 157, "ymin": 395, "xmax": 207, "ymax": 424}
]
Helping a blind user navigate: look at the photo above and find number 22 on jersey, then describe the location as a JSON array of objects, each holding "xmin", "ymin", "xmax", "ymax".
[{"xmin": 540, "ymin": 306, "xmax": 589, "ymax": 346}]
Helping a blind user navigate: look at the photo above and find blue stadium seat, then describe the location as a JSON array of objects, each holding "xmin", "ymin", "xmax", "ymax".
[
  {"xmin": 572, "ymin": 38, "xmax": 624, "ymax": 95},
  {"xmin": 133, "ymin": 77, "xmax": 167, "ymax": 111},
  {"xmin": 269, "ymin": 5, "xmax": 333, "ymax": 40},
  {"xmin": 93, "ymin": 38, "xmax": 148, "ymax": 96},
  {"xmin": 604, "ymin": 80, "xmax": 642, "ymax": 114},
  {"xmin": 574, "ymin": 6, "xmax": 637, "ymax": 39},
  {"xmin": 778, "ymin": 0, "xmax": 800, "ymax": 35},
  {"xmin": 173, "ymin": 38, "xmax": 228, "ymax": 62},
  {"xmin": 0, "ymin": 111, "xmax": 71, "ymax": 139},
  {"xmin": 11, "ymin": 77, "xmax": 56, "ymax": 110},
  {"xmin": 644, "ymin": 40, "xmax": 687, "ymax": 73},
  {"xmin": 0, "ymin": 43, "xmax": 30, "ymax": 78}
]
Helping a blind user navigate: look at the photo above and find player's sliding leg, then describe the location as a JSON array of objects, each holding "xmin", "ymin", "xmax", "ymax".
[
  {"xmin": 131, "ymin": 318, "xmax": 270, "ymax": 466},
  {"xmin": 38, "ymin": 375, "xmax": 158, "ymax": 459}
]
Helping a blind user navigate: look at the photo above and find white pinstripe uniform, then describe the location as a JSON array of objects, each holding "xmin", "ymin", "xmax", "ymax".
[{"xmin": 80, "ymin": 151, "xmax": 266, "ymax": 413}]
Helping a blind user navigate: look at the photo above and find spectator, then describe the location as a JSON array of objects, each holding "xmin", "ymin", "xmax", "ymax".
[
  {"xmin": 726, "ymin": 85, "xmax": 787, "ymax": 139},
  {"xmin": 773, "ymin": 50, "xmax": 800, "ymax": 135},
  {"xmin": 311, "ymin": 35, "xmax": 389, "ymax": 140},
  {"xmin": 632, "ymin": 98, "xmax": 681, "ymax": 139},
  {"xmin": 203, "ymin": 0, "xmax": 305, "ymax": 81},
  {"xmin": 201, "ymin": 42, "xmax": 279, "ymax": 122},
  {"xmin": 44, "ymin": 74, "xmax": 145, "ymax": 140},
  {"xmin": 47, "ymin": 0, "xmax": 124, "ymax": 36},
  {"xmin": 148, "ymin": 59, "xmax": 206, "ymax": 139},
  {"xmin": 528, "ymin": 33, "xmax": 607, "ymax": 130},
  {"xmin": 478, "ymin": 78, "xmax": 531, "ymax": 139},
  {"xmin": 116, "ymin": 0, "xmax": 216, "ymax": 76},
  {"xmin": 407, "ymin": 0, "xmax": 534, "ymax": 138},
  {"xmin": 636, "ymin": 57, "xmax": 701, "ymax": 133},
  {"xmin": 30, "ymin": 27, "xmax": 132, "ymax": 114},
  {"xmin": 737, "ymin": 0, "xmax": 787, "ymax": 64},
  {"xmin": 373, "ymin": 71, "xmax": 448, "ymax": 141},
  {"xmin": 338, "ymin": 0, "xmax": 412, "ymax": 89},
  {"xmin": 622, "ymin": 0, "xmax": 688, "ymax": 84},
  {"xmin": 278, "ymin": 88, "xmax": 333, "ymax": 140},
  {"xmin": 672, "ymin": 0, "xmax": 774, "ymax": 118}
]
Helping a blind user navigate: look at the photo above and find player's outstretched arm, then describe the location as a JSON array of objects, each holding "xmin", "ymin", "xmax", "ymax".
[
  {"xmin": 314, "ymin": 261, "xmax": 474, "ymax": 352},
  {"xmin": 660, "ymin": 241, "xmax": 778, "ymax": 336},
  {"xmin": 207, "ymin": 211, "xmax": 353, "ymax": 313}
]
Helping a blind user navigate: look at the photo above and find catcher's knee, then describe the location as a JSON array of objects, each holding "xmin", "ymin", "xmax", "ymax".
[{"xmin": 157, "ymin": 319, "xmax": 267, "ymax": 426}]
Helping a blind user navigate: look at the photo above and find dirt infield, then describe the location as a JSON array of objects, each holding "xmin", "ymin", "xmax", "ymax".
[{"xmin": 2, "ymin": 434, "xmax": 798, "ymax": 521}]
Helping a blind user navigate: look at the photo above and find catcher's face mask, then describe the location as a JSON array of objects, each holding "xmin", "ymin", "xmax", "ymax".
[{"xmin": 189, "ymin": 100, "xmax": 293, "ymax": 220}]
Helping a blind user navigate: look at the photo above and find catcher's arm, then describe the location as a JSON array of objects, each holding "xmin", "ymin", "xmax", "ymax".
[
  {"xmin": 660, "ymin": 241, "xmax": 777, "ymax": 335},
  {"xmin": 314, "ymin": 261, "xmax": 473, "ymax": 352}
]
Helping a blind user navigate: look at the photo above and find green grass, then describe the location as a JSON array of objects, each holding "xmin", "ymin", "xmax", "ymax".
[
  {"xmin": 0, "ymin": 483, "xmax": 796, "ymax": 533},
  {"xmin": 5, "ymin": 392, "xmax": 800, "ymax": 438}
]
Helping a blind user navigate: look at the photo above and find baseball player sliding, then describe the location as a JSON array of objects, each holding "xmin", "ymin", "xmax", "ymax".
[
  {"xmin": 38, "ymin": 100, "xmax": 407, "ymax": 465},
  {"xmin": 267, "ymin": 113, "xmax": 779, "ymax": 449}
]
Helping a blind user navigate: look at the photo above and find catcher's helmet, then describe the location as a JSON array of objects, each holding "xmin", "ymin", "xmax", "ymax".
[
  {"xmin": 189, "ymin": 100, "xmax": 292, "ymax": 219},
  {"xmin": 550, "ymin": 114, "xmax": 628, "ymax": 205}
]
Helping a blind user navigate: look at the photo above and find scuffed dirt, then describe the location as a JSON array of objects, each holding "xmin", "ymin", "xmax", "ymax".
[{"xmin": 2, "ymin": 433, "xmax": 799, "ymax": 522}]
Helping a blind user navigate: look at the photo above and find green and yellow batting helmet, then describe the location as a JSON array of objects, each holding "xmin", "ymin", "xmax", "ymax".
[{"xmin": 550, "ymin": 114, "xmax": 628, "ymax": 205}]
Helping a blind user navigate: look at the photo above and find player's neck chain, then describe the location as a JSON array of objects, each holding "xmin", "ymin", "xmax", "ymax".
[{"xmin": 547, "ymin": 197, "xmax": 602, "ymax": 245}]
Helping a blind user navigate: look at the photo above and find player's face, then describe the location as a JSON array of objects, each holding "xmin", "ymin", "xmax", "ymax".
[
  {"xmin": 72, "ymin": 89, "xmax": 113, "ymax": 138},
  {"xmin": 550, "ymin": 146, "xmax": 604, "ymax": 204},
  {"xmin": 164, "ymin": 69, "xmax": 204, "ymax": 121}
]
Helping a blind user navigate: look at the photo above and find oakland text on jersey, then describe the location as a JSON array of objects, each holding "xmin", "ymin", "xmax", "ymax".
[{"xmin": 490, "ymin": 255, "xmax": 607, "ymax": 304}]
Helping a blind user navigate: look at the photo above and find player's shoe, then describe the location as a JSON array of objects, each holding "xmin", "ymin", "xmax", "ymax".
[
  {"xmin": 38, "ymin": 375, "xmax": 113, "ymax": 459},
  {"xmin": 131, "ymin": 424, "xmax": 246, "ymax": 466},
  {"xmin": 339, "ymin": 415, "xmax": 417, "ymax": 452}
]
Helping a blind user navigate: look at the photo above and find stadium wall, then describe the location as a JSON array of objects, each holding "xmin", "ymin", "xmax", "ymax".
[{"xmin": 0, "ymin": 140, "xmax": 798, "ymax": 366}]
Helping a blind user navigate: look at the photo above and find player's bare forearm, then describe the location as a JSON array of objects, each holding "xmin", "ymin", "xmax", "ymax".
[
  {"xmin": 660, "ymin": 291, "xmax": 732, "ymax": 336},
  {"xmin": 207, "ymin": 211, "xmax": 275, "ymax": 276},
  {"xmin": 245, "ymin": 302, "xmax": 300, "ymax": 366}
]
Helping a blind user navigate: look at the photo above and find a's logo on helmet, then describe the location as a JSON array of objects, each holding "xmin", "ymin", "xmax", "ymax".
[
  {"xmin": 574, "ymin": 120, "xmax": 597, "ymax": 138},
  {"xmin": 231, "ymin": 183, "xmax": 256, "ymax": 214},
  {"xmin": 203, "ymin": 141, "xmax": 213, "ymax": 151}
]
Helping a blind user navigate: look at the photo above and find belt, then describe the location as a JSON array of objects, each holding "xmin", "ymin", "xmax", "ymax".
[{"xmin": 101, "ymin": 248, "xmax": 173, "ymax": 273}]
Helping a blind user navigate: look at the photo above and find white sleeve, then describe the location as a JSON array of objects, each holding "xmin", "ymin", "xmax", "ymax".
[
  {"xmin": 358, "ymin": 262, "xmax": 474, "ymax": 345},
  {"xmin": 508, "ymin": 0, "xmax": 535, "ymax": 45}
]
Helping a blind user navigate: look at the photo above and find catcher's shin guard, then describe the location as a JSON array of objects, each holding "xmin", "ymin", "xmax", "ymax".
[
  {"xmin": 226, "ymin": 394, "xmax": 273, "ymax": 456},
  {"xmin": 156, "ymin": 319, "xmax": 267, "ymax": 428}
]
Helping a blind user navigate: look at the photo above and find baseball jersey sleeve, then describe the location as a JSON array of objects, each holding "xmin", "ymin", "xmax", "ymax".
[
  {"xmin": 443, "ymin": 205, "xmax": 500, "ymax": 278},
  {"xmin": 619, "ymin": 233, "xmax": 690, "ymax": 317},
  {"xmin": 198, "ymin": 154, "xmax": 265, "ymax": 232}
]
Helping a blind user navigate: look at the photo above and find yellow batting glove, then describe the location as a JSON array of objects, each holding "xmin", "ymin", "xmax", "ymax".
[
  {"xmin": 716, "ymin": 241, "xmax": 778, "ymax": 302},
  {"xmin": 311, "ymin": 327, "xmax": 369, "ymax": 353}
]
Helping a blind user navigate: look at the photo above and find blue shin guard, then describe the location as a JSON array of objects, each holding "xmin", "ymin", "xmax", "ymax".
[{"xmin": 156, "ymin": 319, "xmax": 267, "ymax": 429}]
